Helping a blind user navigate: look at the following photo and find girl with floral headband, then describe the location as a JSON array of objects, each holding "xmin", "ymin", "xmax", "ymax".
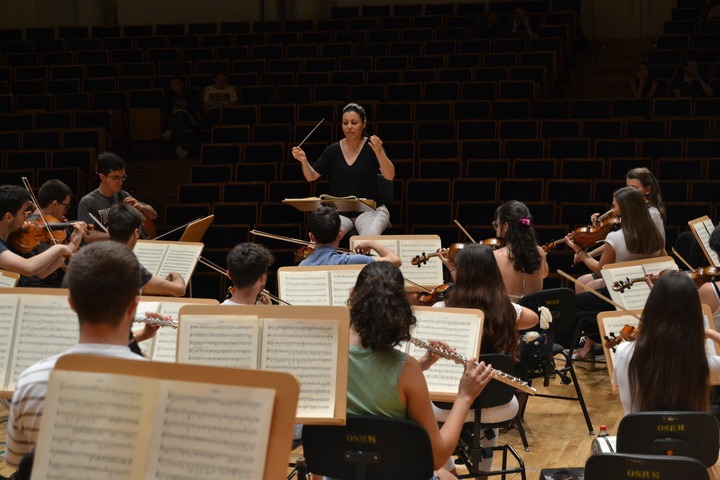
[{"xmin": 491, "ymin": 200, "xmax": 549, "ymax": 299}]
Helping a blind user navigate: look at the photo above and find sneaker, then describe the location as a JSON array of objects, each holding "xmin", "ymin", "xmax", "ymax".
[
  {"xmin": 176, "ymin": 146, "xmax": 189, "ymax": 159},
  {"xmin": 161, "ymin": 130, "xmax": 171, "ymax": 143}
]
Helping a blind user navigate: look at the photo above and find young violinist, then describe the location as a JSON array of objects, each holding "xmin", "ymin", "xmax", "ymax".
[
  {"xmin": 568, "ymin": 186, "xmax": 666, "ymax": 363},
  {"xmin": 612, "ymin": 271, "xmax": 720, "ymax": 480},
  {"xmin": 0, "ymin": 185, "xmax": 74, "ymax": 279},
  {"xmin": 299, "ymin": 205, "xmax": 401, "ymax": 266},
  {"xmin": 223, "ymin": 242, "xmax": 274, "ymax": 306},
  {"xmin": 576, "ymin": 167, "xmax": 666, "ymax": 292},
  {"xmin": 78, "ymin": 152, "xmax": 157, "ymax": 243},
  {"xmin": 699, "ymin": 225, "xmax": 720, "ymax": 330},
  {"xmin": 433, "ymin": 243, "xmax": 538, "ymax": 473},
  {"xmin": 19, "ymin": 180, "xmax": 89, "ymax": 288},
  {"xmin": 491, "ymin": 200, "xmax": 549, "ymax": 299},
  {"xmin": 347, "ymin": 261, "xmax": 494, "ymax": 480}
]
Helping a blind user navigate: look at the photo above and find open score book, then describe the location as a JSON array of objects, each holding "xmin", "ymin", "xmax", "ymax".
[{"xmin": 32, "ymin": 354, "xmax": 299, "ymax": 480}]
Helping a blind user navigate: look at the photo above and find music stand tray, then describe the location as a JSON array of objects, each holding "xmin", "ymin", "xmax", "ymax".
[
  {"xmin": 179, "ymin": 214, "xmax": 214, "ymax": 242},
  {"xmin": 283, "ymin": 195, "xmax": 376, "ymax": 213}
]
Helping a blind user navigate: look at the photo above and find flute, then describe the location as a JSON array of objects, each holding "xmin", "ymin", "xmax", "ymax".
[
  {"xmin": 133, "ymin": 315, "xmax": 178, "ymax": 328},
  {"xmin": 410, "ymin": 337, "xmax": 536, "ymax": 395}
]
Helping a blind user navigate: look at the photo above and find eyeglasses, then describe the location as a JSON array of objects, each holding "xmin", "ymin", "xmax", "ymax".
[
  {"xmin": 106, "ymin": 174, "xmax": 127, "ymax": 181},
  {"xmin": 58, "ymin": 201, "xmax": 71, "ymax": 210},
  {"xmin": 492, "ymin": 220, "xmax": 500, "ymax": 229}
]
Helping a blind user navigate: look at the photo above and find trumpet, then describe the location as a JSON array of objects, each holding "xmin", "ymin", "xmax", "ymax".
[{"xmin": 133, "ymin": 315, "xmax": 178, "ymax": 328}]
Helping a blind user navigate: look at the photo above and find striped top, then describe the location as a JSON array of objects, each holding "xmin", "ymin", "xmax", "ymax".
[{"xmin": 5, "ymin": 343, "xmax": 146, "ymax": 467}]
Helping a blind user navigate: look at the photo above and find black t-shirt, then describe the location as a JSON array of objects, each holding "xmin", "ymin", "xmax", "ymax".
[{"xmin": 312, "ymin": 140, "xmax": 384, "ymax": 206}]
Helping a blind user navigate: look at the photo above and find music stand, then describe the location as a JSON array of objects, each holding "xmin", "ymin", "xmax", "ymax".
[
  {"xmin": 283, "ymin": 196, "xmax": 376, "ymax": 213},
  {"xmin": 179, "ymin": 214, "xmax": 214, "ymax": 242}
]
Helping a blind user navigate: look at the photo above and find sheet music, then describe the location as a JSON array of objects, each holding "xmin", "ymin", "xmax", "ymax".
[
  {"xmin": 135, "ymin": 301, "xmax": 161, "ymax": 358},
  {"xmin": 0, "ymin": 295, "xmax": 19, "ymax": 390},
  {"xmin": 155, "ymin": 244, "xmax": 202, "ymax": 283},
  {"xmin": 8, "ymin": 295, "xmax": 78, "ymax": 390},
  {"xmin": 32, "ymin": 370, "xmax": 159, "ymax": 479},
  {"xmin": 405, "ymin": 308, "xmax": 483, "ymax": 395},
  {"xmin": 329, "ymin": 270, "xmax": 360, "ymax": 306},
  {"xmin": 133, "ymin": 242, "xmax": 167, "ymax": 276},
  {"xmin": 32, "ymin": 370, "xmax": 275, "ymax": 480},
  {"xmin": 0, "ymin": 271, "xmax": 18, "ymax": 288},
  {"xmin": 177, "ymin": 315, "xmax": 261, "ymax": 368},
  {"xmin": 598, "ymin": 313, "xmax": 640, "ymax": 374},
  {"xmin": 349, "ymin": 236, "xmax": 443, "ymax": 287},
  {"xmin": 278, "ymin": 270, "xmax": 331, "ymax": 305},
  {"xmin": 261, "ymin": 318, "xmax": 338, "ymax": 418},
  {"xmin": 601, "ymin": 258, "xmax": 678, "ymax": 311},
  {"xmin": 146, "ymin": 381, "xmax": 274, "ymax": 479},
  {"xmin": 691, "ymin": 217, "xmax": 719, "ymax": 267}
]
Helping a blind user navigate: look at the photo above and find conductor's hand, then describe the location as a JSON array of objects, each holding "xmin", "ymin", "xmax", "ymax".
[
  {"xmin": 457, "ymin": 359, "xmax": 493, "ymax": 403},
  {"xmin": 291, "ymin": 146, "xmax": 307, "ymax": 163},
  {"xmin": 367, "ymin": 135, "xmax": 383, "ymax": 154},
  {"xmin": 418, "ymin": 340, "xmax": 454, "ymax": 371}
]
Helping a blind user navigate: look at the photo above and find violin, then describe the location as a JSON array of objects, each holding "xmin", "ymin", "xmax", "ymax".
[
  {"xmin": 408, "ymin": 283, "xmax": 453, "ymax": 306},
  {"xmin": 411, "ymin": 238, "xmax": 503, "ymax": 267},
  {"xmin": 8, "ymin": 215, "xmax": 92, "ymax": 254},
  {"xmin": 294, "ymin": 244, "xmax": 315, "ymax": 263},
  {"xmin": 603, "ymin": 324, "xmax": 637, "ymax": 350},
  {"xmin": 612, "ymin": 267, "xmax": 720, "ymax": 293},
  {"xmin": 542, "ymin": 214, "xmax": 621, "ymax": 253}
]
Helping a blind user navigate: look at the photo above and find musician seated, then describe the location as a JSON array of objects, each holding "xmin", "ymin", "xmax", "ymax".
[
  {"xmin": 19, "ymin": 180, "xmax": 89, "ymax": 288},
  {"xmin": 223, "ymin": 242, "xmax": 274, "ymax": 305},
  {"xmin": 107, "ymin": 203, "xmax": 186, "ymax": 297},
  {"xmin": 5, "ymin": 242, "xmax": 170, "ymax": 468},
  {"xmin": 299, "ymin": 205, "xmax": 400, "ymax": 267},
  {"xmin": 0, "ymin": 185, "xmax": 74, "ymax": 279}
]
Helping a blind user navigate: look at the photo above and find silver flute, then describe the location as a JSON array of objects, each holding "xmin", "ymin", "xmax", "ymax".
[{"xmin": 133, "ymin": 315, "xmax": 178, "ymax": 328}]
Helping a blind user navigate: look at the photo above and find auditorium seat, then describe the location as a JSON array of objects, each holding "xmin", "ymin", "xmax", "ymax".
[{"xmin": 513, "ymin": 158, "xmax": 557, "ymax": 178}]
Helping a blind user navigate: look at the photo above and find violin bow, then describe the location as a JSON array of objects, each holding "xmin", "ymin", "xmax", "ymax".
[
  {"xmin": 403, "ymin": 277, "xmax": 433, "ymax": 294},
  {"xmin": 150, "ymin": 216, "xmax": 202, "ymax": 241},
  {"xmin": 296, "ymin": 118, "xmax": 325, "ymax": 148},
  {"xmin": 671, "ymin": 247, "xmax": 694, "ymax": 271},
  {"xmin": 453, "ymin": 219, "xmax": 477, "ymax": 243},
  {"xmin": 88, "ymin": 213, "xmax": 109, "ymax": 233},
  {"xmin": 21, "ymin": 177, "xmax": 58, "ymax": 245},
  {"xmin": 557, "ymin": 269, "xmax": 641, "ymax": 321}
]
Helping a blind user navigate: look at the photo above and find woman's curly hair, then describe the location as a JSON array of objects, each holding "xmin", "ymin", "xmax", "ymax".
[
  {"xmin": 349, "ymin": 262, "xmax": 416, "ymax": 351},
  {"xmin": 494, "ymin": 200, "xmax": 541, "ymax": 274}
]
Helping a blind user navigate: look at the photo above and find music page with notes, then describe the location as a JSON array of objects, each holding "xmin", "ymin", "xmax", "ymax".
[{"xmin": 600, "ymin": 256, "xmax": 678, "ymax": 311}]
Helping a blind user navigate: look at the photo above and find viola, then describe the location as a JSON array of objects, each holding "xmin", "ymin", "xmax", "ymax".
[
  {"xmin": 8, "ymin": 215, "xmax": 91, "ymax": 254},
  {"xmin": 603, "ymin": 324, "xmax": 637, "ymax": 351},
  {"xmin": 408, "ymin": 283, "xmax": 453, "ymax": 305}
]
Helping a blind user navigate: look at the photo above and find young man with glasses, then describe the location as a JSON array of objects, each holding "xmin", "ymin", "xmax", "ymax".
[
  {"xmin": 19, "ymin": 179, "xmax": 89, "ymax": 288},
  {"xmin": 77, "ymin": 151, "xmax": 157, "ymax": 243},
  {"xmin": 0, "ymin": 185, "xmax": 74, "ymax": 279}
]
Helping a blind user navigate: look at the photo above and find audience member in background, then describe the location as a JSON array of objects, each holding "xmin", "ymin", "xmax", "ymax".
[
  {"xmin": 629, "ymin": 62, "xmax": 659, "ymax": 99},
  {"xmin": 477, "ymin": 11, "xmax": 505, "ymax": 38},
  {"xmin": 509, "ymin": 7, "xmax": 536, "ymax": 37},
  {"xmin": 223, "ymin": 242, "xmax": 274, "ymax": 305},
  {"xmin": 672, "ymin": 58, "xmax": 714, "ymax": 98},
  {"xmin": 200, "ymin": 71, "xmax": 238, "ymax": 131},
  {"xmin": 161, "ymin": 75, "xmax": 201, "ymax": 159}
]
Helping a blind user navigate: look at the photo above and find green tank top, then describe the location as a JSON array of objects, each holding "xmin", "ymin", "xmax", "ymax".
[{"xmin": 347, "ymin": 345, "xmax": 408, "ymax": 418}]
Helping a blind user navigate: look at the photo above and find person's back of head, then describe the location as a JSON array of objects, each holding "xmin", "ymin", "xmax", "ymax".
[
  {"xmin": 308, "ymin": 205, "xmax": 341, "ymax": 244},
  {"xmin": 96, "ymin": 151, "xmax": 126, "ymax": 176},
  {"xmin": 107, "ymin": 202, "xmax": 143, "ymax": 244},
  {"xmin": 0, "ymin": 185, "xmax": 31, "ymax": 219},
  {"xmin": 66, "ymin": 241, "xmax": 140, "ymax": 327},
  {"xmin": 494, "ymin": 200, "xmax": 540, "ymax": 273},
  {"xmin": 629, "ymin": 271, "xmax": 708, "ymax": 412},
  {"xmin": 37, "ymin": 180, "xmax": 72, "ymax": 209},
  {"xmin": 709, "ymin": 224, "xmax": 720, "ymax": 256},
  {"xmin": 226, "ymin": 242, "xmax": 274, "ymax": 288},
  {"xmin": 349, "ymin": 262, "xmax": 415, "ymax": 351}
]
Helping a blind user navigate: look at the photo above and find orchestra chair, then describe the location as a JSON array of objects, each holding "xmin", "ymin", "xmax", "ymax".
[
  {"xmin": 438, "ymin": 353, "xmax": 528, "ymax": 479},
  {"xmin": 616, "ymin": 411, "xmax": 719, "ymax": 468},
  {"xmin": 518, "ymin": 288, "xmax": 594, "ymax": 435},
  {"xmin": 302, "ymin": 414, "xmax": 435, "ymax": 480},
  {"xmin": 584, "ymin": 453, "xmax": 708, "ymax": 480}
]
